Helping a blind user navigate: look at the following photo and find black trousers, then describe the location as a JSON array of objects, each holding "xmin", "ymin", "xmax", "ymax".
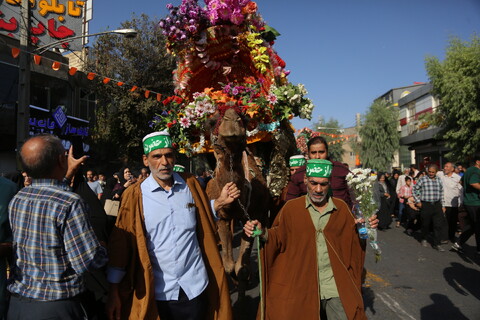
[
  {"xmin": 156, "ymin": 288, "xmax": 207, "ymax": 320},
  {"xmin": 420, "ymin": 201, "xmax": 445, "ymax": 246},
  {"xmin": 444, "ymin": 207, "xmax": 459, "ymax": 241},
  {"xmin": 458, "ymin": 205, "xmax": 480, "ymax": 250},
  {"xmin": 7, "ymin": 293, "xmax": 87, "ymax": 320},
  {"xmin": 405, "ymin": 205, "xmax": 421, "ymax": 231}
]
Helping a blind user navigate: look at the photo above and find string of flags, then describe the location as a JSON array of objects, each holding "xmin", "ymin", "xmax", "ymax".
[
  {"xmin": 295, "ymin": 127, "xmax": 357, "ymax": 143},
  {"xmin": 9, "ymin": 45, "xmax": 165, "ymax": 102}
]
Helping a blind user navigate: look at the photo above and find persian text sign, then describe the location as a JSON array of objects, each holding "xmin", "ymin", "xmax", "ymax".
[{"xmin": 0, "ymin": 0, "xmax": 92, "ymax": 51}]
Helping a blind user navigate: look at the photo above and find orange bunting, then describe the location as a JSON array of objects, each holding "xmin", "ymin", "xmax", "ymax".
[
  {"xmin": 33, "ymin": 55, "xmax": 42, "ymax": 65},
  {"xmin": 103, "ymin": 78, "xmax": 111, "ymax": 84},
  {"xmin": 11, "ymin": 47, "xmax": 20, "ymax": 58},
  {"xmin": 130, "ymin": 86, "xmax": 138, "ymax": 92},
  {"xmin": 52, "ymin": 61, "xmax": 61, "ymax": 71},
  {"xmin": 87, "ymin": 72, "xmax": 96, "ymax": 80},
  {"xmin": 68, "ymin": 67, "xmax": 77, "ymax": 76},
  {"xmin": 145, "ymin": 90, "xmax": 150, "ymax": 98},
  {"xmin": 157, "ymin": 93, "xmax": 162, "ymax": 102},
  {"xmin": 117, "ymin": 82, "xmax": 124, "ymax": 86}
]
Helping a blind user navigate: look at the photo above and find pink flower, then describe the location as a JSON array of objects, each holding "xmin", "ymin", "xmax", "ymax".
[
  {"xmin": 267, "ymin": 94, "xmax": 277, "ymax": 104},
  {"xmin": 179, "ymin": 117, "xmax": 191, "ymax": 128},
  {"xmin": 209, "ymin": 11, "xmax": 219, "ymax": 23},
  {"xmin": 230, "ymin": 9, "xmax": 244, "ymax": 25},
  {"xmin": 185, "ymin": 107, "xmax": 195, "ymax": 118},
  {"xmin": 205, "ymin": 102, "xmax": 216, "ymax": 114},
  {"xmin": 218, "ymin": 6, "xmax": 231, "ymax": 20},
  {"xmin": 195, "ymin": 105, "xmax": 206, "ymax": 117}
]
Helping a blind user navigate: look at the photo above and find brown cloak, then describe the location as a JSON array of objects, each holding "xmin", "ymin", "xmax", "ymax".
[
  {"xmin": 258, "ymin": 196, "xmax": 366, "ymax": 320},
  {"xmin": 108, "ymin": 173, "xmax": 232, "ymax": 320}
]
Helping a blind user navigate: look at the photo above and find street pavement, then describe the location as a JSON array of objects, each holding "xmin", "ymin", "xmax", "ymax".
[
  {"xmin": 229, "ymin": 224, "xmax": 480, "ymax": 320},
  {"xmin": 363, "ymin": 226, "xmax": 480, "ymax": 320}
]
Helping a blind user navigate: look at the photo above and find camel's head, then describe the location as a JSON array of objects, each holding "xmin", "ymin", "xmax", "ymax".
[
  {"xmin": 218, "ymin": 108, "xmax": 246, "ymax": 141},
  {"xmin": 208, "ymin": 107, "xmax": 247, "ymax": 146}
]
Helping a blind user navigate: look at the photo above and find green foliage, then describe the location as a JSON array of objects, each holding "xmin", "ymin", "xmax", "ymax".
[
  {"xmin": 311, "ymin": 117, "xmax": 345, "ymax": 162},
  {"xmin": 425, "ymin": 35, "xmax": 480, "ymax": 161},
  {"xmin": 88, "ymin": 14, "xmax": 176, "ymax": 166},
  {"xmin": 359, "ymin": 100, "xmax": 399, "ymax": 172}
]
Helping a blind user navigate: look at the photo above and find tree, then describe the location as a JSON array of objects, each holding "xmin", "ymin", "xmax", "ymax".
[
  {"xmin": 425, "ymin": 35, "xmax": 480, "ymax": 161},
  {"xmin": 359, "ymin": 99, "xmax": 399, "ymax": 172},
  {"xmin": 311, "ymin": 117, "xmax": 345, "ymax": 162},
  {"xmin": 87, "ymin": 14, "xmax": 176, "ymax": 167}
]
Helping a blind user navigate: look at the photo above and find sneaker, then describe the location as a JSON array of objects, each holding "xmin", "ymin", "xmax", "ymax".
[
  {"xmin": 406, "ymin": 229, "xmax": 413, "ymax": 236},
  {"xmin": 421, "ymin": 240, "xmax": 428, "ymax": 247},
  {"xmin": 441, "ymin": 240, "xmax": 449, "ymax": 244},
  {"xmin": 433, "ymin": 245, "xmax": 445, "ymax": 252},
  {"xmin": 451, "ymin": 242, "xmax": 464, "ymax": 253}
]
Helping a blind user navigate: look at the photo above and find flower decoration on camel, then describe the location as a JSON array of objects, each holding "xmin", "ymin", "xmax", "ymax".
[
  {"xmin": 153, "ymin": 0, "xmax": 315, "ymax": 155},
  {"xmin": 346, "ymin": 168, "xmax": 382, "ymax": 262}
]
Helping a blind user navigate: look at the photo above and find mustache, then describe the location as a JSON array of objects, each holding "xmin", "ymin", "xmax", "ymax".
[
  {"xmin": 159, "ymin": 166, "xmax": 172, "ymax": 171},
  {"xmin": 313, "ymin": 192, "xmax": 325, "ymax": 197}
]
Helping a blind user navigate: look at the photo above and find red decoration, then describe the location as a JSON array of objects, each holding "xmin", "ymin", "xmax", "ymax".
[
  {"xmin": 11, "ymin": 47, "xmax": 20, "ymax": 58},
  {"xmin": 87, "ymin": 72, "xmax": 96, "ymax": 80},
  {"xmin": 51, "ymin": 61, "xmax": 61, "ymax": 71},
  {"xmin": 69, "ymin": 67, "xmax": 77, "ymax": 76},
  {"xmin": 103, "ymin": 78, "xmax": 111, "ymax": 84},
  {"xmin": 117, "ymin": 82, "xmax": 124, "ymax": 86},
  {"xmin": 145, "ymin": 90, "xmax": 150, "ymax": 98},
  {"xmin": 130, "ymin": 86, "xmax": 138, "ymax": 92},
  {"xmin": 33, "ymin": 55, "xmax": 42, "ymax": 65},
  {"xmin": 157, "ymin": 93, "xmax": 162, "ymax": 101}
]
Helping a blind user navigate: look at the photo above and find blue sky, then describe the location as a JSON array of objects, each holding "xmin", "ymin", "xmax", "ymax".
[{"xmin": 89, "ymin": 0, "xmax": 480, "ymax": 130}]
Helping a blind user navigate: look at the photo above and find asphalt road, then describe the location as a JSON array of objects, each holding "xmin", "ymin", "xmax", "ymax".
[
  {"xmin": 363, "ymin": 226, "xmax": 480, "ymax": 320},
  {"xmin": 228, "ymin": 224, "xmax": 480, "ymax": 320}
]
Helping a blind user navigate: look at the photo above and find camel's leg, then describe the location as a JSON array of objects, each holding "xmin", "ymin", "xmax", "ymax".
[
  {"xmin": 217, "ymin": 219, "xmax": 235, "ymax": 275},
  {"xmin": 234, "ymin": 233, "xmax": 254, "ymax": 300}
]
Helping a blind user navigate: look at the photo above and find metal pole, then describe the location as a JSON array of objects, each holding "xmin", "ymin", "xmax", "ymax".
[{"xmin": 17, "ymin": 0, "xmax": 31, "ymax": 159}]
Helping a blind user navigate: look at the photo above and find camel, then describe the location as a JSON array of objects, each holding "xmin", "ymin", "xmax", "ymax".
[{"xmin": 205, "ymin": 108, "xmax": 271, "ymax": 299}]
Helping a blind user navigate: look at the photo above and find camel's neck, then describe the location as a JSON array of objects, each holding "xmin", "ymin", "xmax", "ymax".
[{"xmin": 214, "ymin": 136, "xmax": 248, "ymax": 186}]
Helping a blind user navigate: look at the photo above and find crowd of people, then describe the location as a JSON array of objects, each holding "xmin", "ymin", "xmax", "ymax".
[
  {"xmin": 0, "ymin": 132, "xmax": 478, "ymax": 319},
  {"xmin": 357, "ymin": 158, "xmax": 477, "ymax": 254}
]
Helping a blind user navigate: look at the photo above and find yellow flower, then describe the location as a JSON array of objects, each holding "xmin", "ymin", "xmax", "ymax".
[
  {"xmin": 253, "ymin": 54, "xmax": 269, "ymax": 63},
  {"xmin": 247, "ymin": 32, "xmax": 263, "ymax": 47},
  {"xmin": 255, "ymin": 63, "xmax": 267, "ymax": 73}
]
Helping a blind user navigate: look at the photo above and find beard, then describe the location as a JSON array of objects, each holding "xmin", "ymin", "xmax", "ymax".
[
  {"xmin": 309, "ymin": 192, "xmax": 327, "ymax": 205},
  {"xmin": 153, "ymin": 166, "xmax": 173, "ymax": 182}
]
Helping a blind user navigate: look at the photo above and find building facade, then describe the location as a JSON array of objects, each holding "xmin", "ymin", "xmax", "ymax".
[
  {"xmin": 0, "ymin": 34, "xmax": 95, "ymax": 174},
  {"xmin": 398, "ymin": 83, "xmax": 447, "ymax": 170}
]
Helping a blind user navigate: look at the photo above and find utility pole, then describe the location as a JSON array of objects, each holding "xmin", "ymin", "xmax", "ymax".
[{"xmin": 16, "ymin": 0, "xmax": 31, "ymax": 158}]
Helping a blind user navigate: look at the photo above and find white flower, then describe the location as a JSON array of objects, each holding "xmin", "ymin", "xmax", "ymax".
[{"xmin": 298, "ymin": 84, "xmax": 307, "ymax": 95}]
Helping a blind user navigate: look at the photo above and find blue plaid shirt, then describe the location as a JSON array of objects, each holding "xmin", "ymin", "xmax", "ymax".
[
  {"xmin": 8, "ymin": 179, "xmax": 107, "ymax": 301},
  {"xmin": 413, "ymin": 175, "xmax": 443, "ymax": 203}
]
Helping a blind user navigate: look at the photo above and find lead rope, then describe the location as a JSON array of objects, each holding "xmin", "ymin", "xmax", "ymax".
[{"xmin": 227, "ymin": 152, "xmax": 263, "ymax": 318}]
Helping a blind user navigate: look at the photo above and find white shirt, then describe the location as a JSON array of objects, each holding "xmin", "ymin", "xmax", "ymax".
[{"xmin": 438, "ymin": 172, "xmax": 463, "ymax": 207}]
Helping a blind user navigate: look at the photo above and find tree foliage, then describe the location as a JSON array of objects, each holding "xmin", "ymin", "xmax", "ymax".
[
  {"xmin": 359, "ymin": 99, "xmax": 399, "ymax": 172},
  {"xmin": 425, "ymin": 35, "xmax": 480, "ymax": 161},
  {"xmin": 311, "ymin": 117, "xmax": 345, "ymax": 162},
  {"xmin": 88, "ymin": 14, "xmax": 176, "ymax": 167}
]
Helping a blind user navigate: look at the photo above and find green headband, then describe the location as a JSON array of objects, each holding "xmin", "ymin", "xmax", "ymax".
[
  {"xmin": 142, "ymin": 132, "xmax": 172, "ymax": 154},
  {"xmin": 173, "ymin": 164, "xmax": 185, "ymax": 172},
  {"xmin": 289, "ymin": 155, "xmax": 306, "ymax": 167},
  {"xmin": 306, "ymin": 159, "xmax": 332, "ymax": 178}
]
